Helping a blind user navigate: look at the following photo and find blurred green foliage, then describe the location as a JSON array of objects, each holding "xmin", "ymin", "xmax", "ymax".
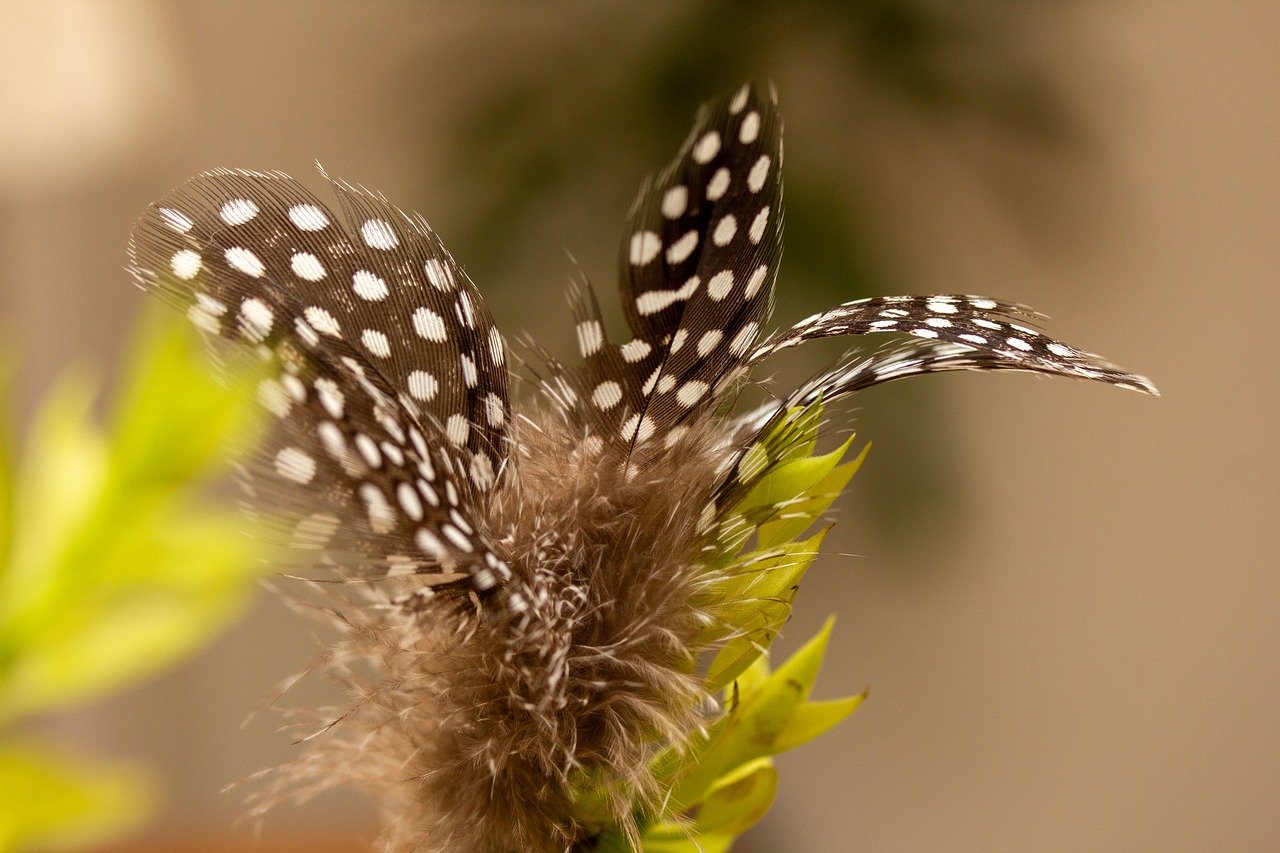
[
  {"xmin": 0, "ymin": 744, "xmax": 150, "ymax": 851},
  {"xmin": 441, "ymin": 0, "xmax": 1072, "ymax": 293},
  {"xmin": 0, "ymin": 315, "xmax": 268, "ymax": 850}
]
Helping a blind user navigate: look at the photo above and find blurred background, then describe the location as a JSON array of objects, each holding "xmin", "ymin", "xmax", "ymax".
[{"xmin": 0, "ymin": 1, "xmax": 1276, "ymax": 850}]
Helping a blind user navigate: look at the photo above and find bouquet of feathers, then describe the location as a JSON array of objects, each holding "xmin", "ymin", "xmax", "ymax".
[{"xmin": 128, "ymin": 83, "xmax": 1155, "ymax": 851}]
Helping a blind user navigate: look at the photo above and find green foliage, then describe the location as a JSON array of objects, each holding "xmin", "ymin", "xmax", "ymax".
[
  {"xmin": 0, "ymin": 742, "xmax": 151, "ymax": 851},
  {"xmin": 0, "ymin": 314, "xmax": 268, "ymax": 850},
  {"xmin": 698, "ymin": 403, "xmax": 868, "ymax": 693},
  {"xmin": 439, "ymin": 1, "xmax": 1072, "ymax": 299},
  {"xmin": 584, "ymin": 401, "xmax": 869, "ymax": 850},
  {"xmin": 595, "ymin": 621, "xmax": 866, "ymax": 852}
]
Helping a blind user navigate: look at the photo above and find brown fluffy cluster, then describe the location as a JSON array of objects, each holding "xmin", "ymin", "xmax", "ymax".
[{"xmin": 262, "ymin": 409, "xmax": 735, "ymax": 852}]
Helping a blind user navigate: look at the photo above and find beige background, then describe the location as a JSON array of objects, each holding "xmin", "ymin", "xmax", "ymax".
[{"xmin": 1, "ymin": 2, "xmax": 1275, "ymax": 850}]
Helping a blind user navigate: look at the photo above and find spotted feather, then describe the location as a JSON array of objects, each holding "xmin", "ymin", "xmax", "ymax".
[
  {"xmin": 749, "ymin": 293, "xmax": 1157, "ymax": 392},
  {"xmin": 128, "ymin": 89, "xmax": 1156, "ymax": 608},
  {"xmin": 128, "ymin": 168, "xmax": 511, "ymax": 592},
  {"xmin": 130, "ymin": 84, "xmax": 1157, "ymax": 851},
  {"xmin": 564, "ymin": 82, "xmax": 782, "ymax": 451}
]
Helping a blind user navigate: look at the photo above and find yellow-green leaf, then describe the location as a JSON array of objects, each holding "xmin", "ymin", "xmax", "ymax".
[
  {"xmin": 0, "ymin": 314, "xmax": 267, "ymax": 724},
  {"xmin": 772, "ymin": 693, "xmax": 867, "ymax": 754},
  {"xmin": 729, "ymin": 652, "xmax": 772, "ymax": 699},
  {"xmin": 703, "ymin": 513, "xmax": 755, "ymax": 568},
  {"xmin": 0, "ymin": 375, "xmax": 108, "ymax": 635},
  {"xmin": 757, "ymin": 443, "xmax": 870, "ymax": 548},
  {"xmin": 109, "ymin": 313, "xmax": 265, "ymax": 491},
  {"xmin": 0, "ymin": 741, "xmax": 153, "ymax": 851},
  {"xmin": 734, "ymin": 436, "xmax": 856, "ymax": 520},
  {"xmin": 636, "ymin": 822, "xmax": 734, "ymax": 853},
  {"xmin": 0, "ymin": 365, "xmax": 13, "ymax": 582},
  {"xmin": 695, "ymin": 756, "xmax": 778, "ymax": 836},
  {"xmin": 735, "ymin": 441, "xmax": 770, "ymax": 485},
  {"xmin": 716, "ymin": 616, "xmax": 836, "ymax": 772},
  {"xmin": 711, "ymin": 531, "xmax": 827, "ymax": 617},
  {"xmin": 662, "ymin": 702, "xmax": 745, "ymax": 810},
  {"xmin": 705, "ymin": 622, "xmax": 776, "ymax": 693},
  {"xmin": 764, "ymin": 403, "xmax": 823, "ymax": 466},
  {"xmin": 677, "ymin": 618, "xmax": 837, "ymax": 808},
  {"xmin": 0, "ymin": 562, "xmax": 253, "ymax": 723},
  {"xmin": 646, "ymin": 834, "xmax": 733, "ymax": 853}
]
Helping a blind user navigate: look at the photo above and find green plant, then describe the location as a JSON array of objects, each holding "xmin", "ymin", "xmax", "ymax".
[
  {"xmin": 0, "ymin": 315, "xmax": 267, "ymax": 850},
  {"xmin": 579, "ymin": 402, "xmax": 869, "ymax": 850}
]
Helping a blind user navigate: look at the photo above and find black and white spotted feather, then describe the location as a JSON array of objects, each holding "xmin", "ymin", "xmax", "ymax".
[
  {"xmin": 728, "ymin": 293, "xmax": 1157, "ymax": 449},
  {"xmin": 129, "ymin": 168, "xmax": 511, "ymax": 592},
  {"xmin": 129, "ymin": 82, "xmax": 1155, "ymax": 853},
  {"xmin": 558, "ymin": 83, "xmax": 782, "ymax": 450}
]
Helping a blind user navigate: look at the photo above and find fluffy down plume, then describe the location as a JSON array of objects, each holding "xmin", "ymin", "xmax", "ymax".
[{"xmin": 127, "ymin": 82, "xmax": 1156, "ymax": 851}]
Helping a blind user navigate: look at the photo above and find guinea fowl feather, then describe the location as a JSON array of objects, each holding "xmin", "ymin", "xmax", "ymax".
[{"xmin": 128, "ymin": 82, "xmax": 1155, "ymax": 851}]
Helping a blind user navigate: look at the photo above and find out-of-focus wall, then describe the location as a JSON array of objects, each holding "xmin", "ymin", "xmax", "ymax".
[
  {"xmin": 763, "ymin": 5, "xmax": 1280, "ymax": 850},
  {"xmin": 0, "ymin": 2, "xmax": 1274, "ymax": 850}
]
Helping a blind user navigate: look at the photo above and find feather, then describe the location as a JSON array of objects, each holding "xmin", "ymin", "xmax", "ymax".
[{"xmin": 129, "ymin": 83, "xmax": 1156, "ymax": 852}]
